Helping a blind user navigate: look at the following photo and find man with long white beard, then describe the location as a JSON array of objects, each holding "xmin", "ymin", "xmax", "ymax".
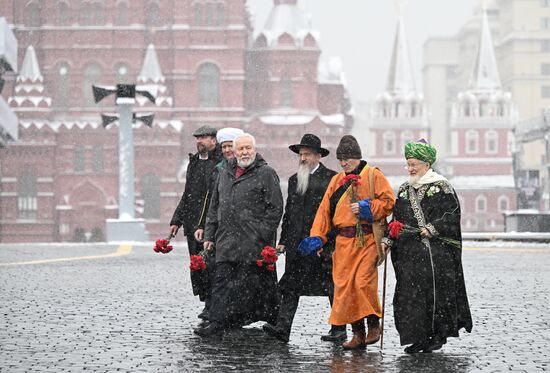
[
  {"xmin": 196, "ymin": 133, "xmax": 283, "ymax": 337},
  {"xmin": 263, "ymin": 134, "xmax": 346, "ymax": 343}
]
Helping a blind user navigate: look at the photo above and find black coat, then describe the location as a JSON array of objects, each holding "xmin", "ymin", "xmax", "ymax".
[
  {"xmin": 389, "ymin": 179, "xmax": 473, "ymax": 345},
  {"xmin": 170, "ymin": 146, "xmax": 223, "ymax": 234},
  {"xmin": 278, "ymin": 163, "xmax": 337, "ymax": 296},
  {"xmin": 204, "ymin": 154, "xmax": 283, "ymax": 263}
]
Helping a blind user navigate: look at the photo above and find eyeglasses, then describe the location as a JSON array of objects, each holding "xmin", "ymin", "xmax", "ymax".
[{"xmin": 404, "ymin": 161, "xmax": 427, "ymax": 170}]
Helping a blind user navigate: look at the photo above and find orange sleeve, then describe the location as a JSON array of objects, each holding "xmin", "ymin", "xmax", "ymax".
[{"xmin": 369, "ymin": 168, "xmax": 395, "ymax": 221}]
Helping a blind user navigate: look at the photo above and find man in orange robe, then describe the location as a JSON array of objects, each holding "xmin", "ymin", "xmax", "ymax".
[{"xmin": 299, "ymin": 135, "xmax": 395, "ymax": 349}]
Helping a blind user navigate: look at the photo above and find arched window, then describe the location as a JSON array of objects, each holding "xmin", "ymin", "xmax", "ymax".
[
  {"xmin": 116, "ymin": 1, "xmax": 129, "ymax": 25},
  {"xmin": 27, "ymin": 2, "xmax": 40, "ymax": 26},
  {"xmin": 216, "ymin": 3, "xmax": 225, "ymax": 26},
  {"xmin": 475, "ymin": 195, "xmax": 487, "ymax": 213},
  {"xmin": 198, "ymin": 63, "xmax": 220, "ymax": 107},
  {"xmin": 18, "ymin": 169, "xmax": 37, "ymax": 220},
  {"xmin": 57, "ymin": 63, "xmax": 70, "ymax": 107},
  {"xmin": 74, "ymin": 145, "xmax": 85, "ymax": 172},
  {"xmin": 280, "ymin": 75, "xmax": 292, "ymax": 107},
  {"xmin": 92, "ymin": 145, "xmax": 104, "ymax": 173},
  {"xmin": 485, "ymin": 130, "xmax": 498, "ymax": 154},
  {"xmin": 401, "ymin": 130, "xmax": 414, "ymax": 149},
  {"xmin": 92, "ymin": 2, "xmax": 104, "ymax": 25},
  {"xmin": 383, "ymin": 131, "xmax": 396, "ymax": 155},
  {"xmin": 498, "ymin": 195, "xmax": 509, "ymax": 212},
  {"xmin": 141, "ymin": 173, "xmax": 160, "ymax": 219},
  {"xmin": 146, "ymin": 2, "xmax": 160, "ymax": 26},
  {"xmin": 195, "ymin": 3, "xmax": 202, "ymax": 25},
  {"xmin": 57, "ymin": 2, "xmax": 69, "ymax": 25},
  {"xmin": 81, "ymin": 2, "xmax": 92, "ymax": 25},
  {"xmin": 205, "ymin": 3, "xmax": 214, "ymax": 26},
  {"xmin": 83, "ymin": 63, "xmax": 102, "ymax": 105},
  {"xmin": 466, "ymin": 130, "xmax": 479, "ymax": 154},
  {"xmin": 116, "ymin": 63, "xmax": 130, "ymax": 83}
]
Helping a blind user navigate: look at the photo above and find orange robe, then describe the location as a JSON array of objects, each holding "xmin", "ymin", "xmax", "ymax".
[{"xmin": 310, "ymin": 165, "xmax": 395, "ymax": 325}]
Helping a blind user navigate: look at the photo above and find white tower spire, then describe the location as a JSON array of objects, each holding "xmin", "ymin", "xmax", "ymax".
[
  {"xmin": 386, "ymin": 13, "xmax": 416, "ymax": 96},
  {"xmin": 470, "ymin": 8, "xmax": 501, "ymax": 91},
  {"xmin": 18, "ymin": 45, "xmax": 42, "ymax": 83}
]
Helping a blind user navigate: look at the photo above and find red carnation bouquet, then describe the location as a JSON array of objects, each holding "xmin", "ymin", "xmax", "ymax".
[
  {"xmin": 256, "ymin": 245, "xmax": 280, "ymax": 271},
  {"xmin": 388, "ymin": 220, "xmax": 461, "ymax": 248},
  {"xmin": 153, "ymin": 235, "xmax": 174, "ymax": 254},
  {"xmin": 190, "ymin": 251, "xmax": 207, "ymax": 272},
  {"xmin": 339, "ymin": 174, "xmax": 365, "ymax": 248}
]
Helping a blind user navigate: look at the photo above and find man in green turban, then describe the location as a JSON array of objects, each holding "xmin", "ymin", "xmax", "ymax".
[{"xmin": 404, "ymin": 139, "xmax": 437, "ymax": 166}]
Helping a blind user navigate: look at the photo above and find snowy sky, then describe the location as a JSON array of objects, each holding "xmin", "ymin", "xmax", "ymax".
[{"xmin": 247, "ymin": 0, "xmax": 478, "ymax": 104}]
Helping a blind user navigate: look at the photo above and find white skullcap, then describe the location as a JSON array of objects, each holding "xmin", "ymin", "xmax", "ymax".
[{"xmin": 216, "ymin": 127, "xmax": 244, "ymax": 144}]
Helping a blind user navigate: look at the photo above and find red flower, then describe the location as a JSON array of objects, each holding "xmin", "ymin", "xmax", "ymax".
[
  {"xmin": 389, "ymin": 220, "xmax": 404, "ymax": 239},
  {"xmin": 190, "ymin": 254, "xmax": 207, "ymax": 272},
  {"xmin": 257, "ymin": 245, "xmax": 279, "ymax": 270},
  {"xmin": 266, "ymin": 264, "xmax": 275, "ymax": 271},
  {"xmin": 154, "ymin": 238, "xmax": 173, "ymax": 254},
  {"xmin": 256, "ymin": 259, "xmax": 263, "ymax": 267},
  {"xmin": 339, "ymin": 174, "xmax": 361, "ymax": 186}
]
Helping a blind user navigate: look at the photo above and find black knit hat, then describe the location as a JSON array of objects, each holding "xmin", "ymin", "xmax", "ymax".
[{"xmin": 336, "ymin": 135, "xmax": 362, "ymax": 160}]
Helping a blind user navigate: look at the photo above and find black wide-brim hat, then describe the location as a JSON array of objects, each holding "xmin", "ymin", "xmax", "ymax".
[{"xmin": 289, "ymin": 134, "xmax": 330, "ymax": 157}]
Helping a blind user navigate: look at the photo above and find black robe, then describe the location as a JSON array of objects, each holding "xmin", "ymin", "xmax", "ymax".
[
  {"xmin": 278, "ymin": 163, "xmax": 337, "ymax": 296},
  {"xmin": 389, "ymin": 178, "xmax": 473, "ymax": 345}
]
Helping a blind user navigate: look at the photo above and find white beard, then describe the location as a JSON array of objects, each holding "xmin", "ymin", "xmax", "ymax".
[
  {"xmin": 237, "ymin": 155, "xmax": 255, "ymax": 168},
  {"xmin": 296, "ymin": 162, "xmax": 311, "ymax": 195},
  {"xmin": 408, "ymin": 174, "xmax": 421, "ymax": 187}
]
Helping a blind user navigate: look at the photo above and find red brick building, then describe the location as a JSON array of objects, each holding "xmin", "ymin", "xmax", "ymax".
[{"xmin": 0, "ymin": 0, "xmax": 352, "ymax": 242}]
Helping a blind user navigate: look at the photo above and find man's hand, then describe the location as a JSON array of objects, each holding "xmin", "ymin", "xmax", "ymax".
[
  {"xmin": 350, "ymin": 202, "xmax": 360, "ymax": 215},
  {"xmin": 316, "ymin": 247, "xmax": 324, "ymax": 257},
  {"xmin": 169, "ymin": 225, "xmax": 180, "ymax": 237},
  {"xmin": 381, "ymin": 242, "xmax": 391, "ymax": 255},
  {"xmin": 204, "ymin": 241, "xmax": 214, "ymax": 251},
  {"xmin": 276, "ymin": 244, "xmax": 286, "ymax": 253},
  {"xmin": 194, "ymin": 229, "xmax": 204, "ymax": 242},
  {"xmin": 420, "ymin": 227, "xmax": 432, "ymax": 238}
]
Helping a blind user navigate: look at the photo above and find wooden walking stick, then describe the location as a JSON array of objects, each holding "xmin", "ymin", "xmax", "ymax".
[{"xmin": 380, "ymin": 252, "xmax": 388, "ymax": 350}]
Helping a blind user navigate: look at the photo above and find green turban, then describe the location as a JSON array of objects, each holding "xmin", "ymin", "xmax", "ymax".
[{"xmin": 404, "ymin": 140, "xmax": 437, "ymax": 165}]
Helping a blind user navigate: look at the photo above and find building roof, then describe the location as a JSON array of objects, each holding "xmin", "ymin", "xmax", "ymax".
[
  {"xmin": 138, "ymin": 44, "xmax": 164, "ymax": 84},
  {"xmin": 469, "ymin": 9, "xmax": 501, "ymax": 92},
  {"xmin": 18, "ymin": 45, "xmax": 42, "ymax": 83}
]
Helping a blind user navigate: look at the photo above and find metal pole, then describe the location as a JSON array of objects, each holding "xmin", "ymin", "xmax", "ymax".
[
  {"xmin": 117, "ymin": 103, "xmax": 135, "ymax": 219},
  {"xmin": 380, "ymin": 255, "xmax": 388, "ymax": 350}
]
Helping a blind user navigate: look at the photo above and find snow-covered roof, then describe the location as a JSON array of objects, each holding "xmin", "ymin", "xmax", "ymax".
[
  {"xmin": 449, "ymin": 175, "xmax": 515, "ymax": 189},
  {"xmin": 18, "ymin": 46, "xmax": 42, "ymax": 83},
  {"xmin": 0, "ymin": 17, "xmax": 17, "ymax": 73},
  {"xmin": 19, "ymin": 119, "xmax": 183, "ymax": 132},
  {"xmin": 318, "ymin": 57, "xmax": 347, "ymax": 86},
  {"xmin": 257, "ymin": 113, "xmax": 346, "ymax": 127},
  {"xmin": 138, "ymin": 44, "xmax": 165, "ymax": 83}
]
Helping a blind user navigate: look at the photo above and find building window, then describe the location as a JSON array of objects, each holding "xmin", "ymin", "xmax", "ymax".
[
  {"xmin": 401, "ymin": 130, "xmax": 414, "ymax": 149},
  {"xmin": 485, "ymin": 130, "xmax": 498, "ymax": 154},
  {"xmin": 18, "ymin": 169, "xmax": 38, "ymax": 220},
  {"xmin": 57, "ymin": 2, "xmax": 70, "ymax": 25},
  {"xmin": 92, "ymin": 145, "xmax": 104, "ymax": 173},
  {"xmin": 141, "ymin": 173, "xmax": 160, "ymax": 219},
  {"xmin": 383, "ymin": 131, "xmax": 395, "ymax": 155},
  {"xmin": 194, "ymin": 3, "xmax": 202, "ymax": 25},
  {"xmin": 542, "ymin": 17, "xmax": 550, "ymax": 30},
  {"xmin": 542, "ymin": 40, "xmax": 550, "ymax": 52},
  {"xmin": 74, "ymin": 145, "xmax": 85, "ymax": 172},
  {"xmin": 92, "ymin": 2, "xmax": 104, "ymax": 25},
  {"xmin": 542, "ymin": 86, "xmax": 550, "ymax": 98},
  {"xmin": 57, "ymin": 63, "xmax": 70, "ymax": 107},
  {"xmin": 205, "ymin": 3, "xmax": 214, "ymax": 26},
  {"xmin": 216, "ymin": 3, "xmax": 225, "ymax": 26},
  {"xmin": 280, "ymin": 75, "xmax": 292, "ymax": 107},
  {"xmin": 81, "ymin": 2, "xmax": 93, "ymax": 25},
  {"xmin": 198, "ymin": 63, "xmax": 220, "ymax": 107},
  {"xmin": 498, "ymin": 195, "xmax": 509, "ymax": 212},
  {"xmin": 542, "ymin": 63, "xmax": 550, "ymax": 75},
  {"xmin": 116, "ymin": 1, "xmax": 129, "ymax": 25},
  {"xmin": 27, "ymin": 2, "xmax": 40, "ymax": 26},
  {"xmin": 542, "ymin": 0, "xmax": 550, "ymax": 7},
  {"xmin": 466, "ymin": 130, "xmax": 479, "ymax": 154},
  {"xmin": 475, "ymin": 195, "xmax": 487, "ymax": 213},
  {"xmin": 83, "ymin": 63, "xmax": 102, "ymax": 105},
  {"xmin": 146, "ymin": 2, "xmax": 160, "ymax": 26}
]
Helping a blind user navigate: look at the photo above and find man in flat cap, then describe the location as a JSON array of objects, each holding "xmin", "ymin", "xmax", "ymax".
[
  {"xmin": 263, "ymin": 134, "xmax": 346, "ymax": 343},
  {"xmin": 382, "ymin": 139, "xmax": 472, "ymax": 353},
  {"xmin": 170, "ymin": 125, "xmax": 223, "ymax": 320},
  {"xmin": 300, "ymin": 135, "xmax": 395, "ymax": 349}
]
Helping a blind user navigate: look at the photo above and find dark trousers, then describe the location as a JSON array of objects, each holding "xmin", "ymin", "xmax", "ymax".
[
  {"xmin": 186, "ymin": 234, "xmax": 215, "ymax": 306},
  {"xmin": 275, "ymin": 286, "xmax": 345, "ymax": 337}
]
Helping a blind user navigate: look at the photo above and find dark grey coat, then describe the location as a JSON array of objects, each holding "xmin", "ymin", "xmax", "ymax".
[{"xmin": 204, "ymin": 154, "xmax": 283, "ymax": 263}]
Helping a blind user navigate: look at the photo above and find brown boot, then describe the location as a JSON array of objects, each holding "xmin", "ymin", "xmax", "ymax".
[
  {"xmin": 365, "ymin": 318, "xmax": 381, "ymax": 345},
  {"xmin": 342, "ymin": 320, "xmax": 366, "ymax": 350}
]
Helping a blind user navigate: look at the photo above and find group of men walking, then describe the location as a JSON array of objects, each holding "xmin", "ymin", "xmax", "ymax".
[{"xmin": 169, "ymin": 126, "xmax": 472, "ymax": 353}]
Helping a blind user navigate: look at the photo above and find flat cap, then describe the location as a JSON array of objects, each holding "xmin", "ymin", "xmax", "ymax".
[{"xmin": 192, "ymin": 125, "xmax": 217, "ymax": 137}]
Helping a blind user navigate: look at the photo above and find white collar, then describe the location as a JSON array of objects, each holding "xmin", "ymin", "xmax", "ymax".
[
  {"xmin": 310, "ymin": 163, "xmax": 320, "ymax": 175},
  {"xmin": 410, "ymin": 169, "xmax": 447, "ymax": 189}
]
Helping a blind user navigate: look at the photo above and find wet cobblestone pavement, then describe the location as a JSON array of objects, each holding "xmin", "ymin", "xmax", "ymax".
[{"xmin": 0, "ymin": 241, "xmax": 549, "ymax": 372}]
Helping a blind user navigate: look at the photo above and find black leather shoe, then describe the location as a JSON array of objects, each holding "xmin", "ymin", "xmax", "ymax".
[
  {"xmin": 423, "ymin": 336, "xmax": 446, "ymax": 353},
  {"xmin": 262, "ymin": 323, "xmax": 289, "ymax": 343},
  {"xmin": 320, "ymin": 327, "xmax": 347, "ymax": 342},
  {"xmin": 197, "ymin": 306, "xmax": 209, "ymax": 320},
  {"xmin": 404, "ymin": 342, "xmax": 428, "ymax": 354},
  {"xmin": 194, "ymin": 324, "xmax": 223, "ymax": 338}
]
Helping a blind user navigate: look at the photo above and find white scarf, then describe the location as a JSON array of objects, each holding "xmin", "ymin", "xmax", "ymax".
[{"xmin": 410, "ymin": 169, "xmax": 447, "ymax": 189}]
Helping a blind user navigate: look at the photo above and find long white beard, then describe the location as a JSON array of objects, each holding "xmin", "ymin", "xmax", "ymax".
[
  {"xmin": 296, "ymin": 162, "xmax": 310, "ymax": 195},
  {"xmin": 408, "ymin": 174, "xmax": 421, "ymax": 187},
  {"xmin": 237, "ymin": 154, "xmax": 255, "ymax": 168}
]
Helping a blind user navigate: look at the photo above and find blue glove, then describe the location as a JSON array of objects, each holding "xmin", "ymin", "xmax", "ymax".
[
  {"xmin": 358, "ymin": 198, "xmax": 373, "ymax": 222},
  {"xmin": 298, "ymin": 236, "xmax": 323, "ymax": 256}
]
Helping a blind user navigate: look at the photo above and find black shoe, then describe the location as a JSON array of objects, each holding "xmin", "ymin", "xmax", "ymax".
[
  {"xmin": 262, "ymin": 323, "xmax": 289, "ymax": 343},
  {"xmin": 404, "ymin": 342, "xmax": 429, "ymax": 354},
  {"xmin": 320, "ymin": 327, "xmax": 347, "ymax": 342},
  {"xmin": 194, "ymin": 323, "xmax": 223, "ymax": 338},
  {"xmin": 198, "ymin": 306, "xmax": 209, "ymax": 321},
  {"xmin": 423, "ymin": 336, "xmax": 446, "ymax": 353}
]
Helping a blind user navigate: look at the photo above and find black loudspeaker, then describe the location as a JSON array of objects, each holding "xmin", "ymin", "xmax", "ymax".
[
  {"xmin": 92, "ymin": 85, "xmax": 116, "ymax": 103},
  {"xmin": 101, "ymin": 113, "xmax": 119, "ymax": 128}
]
